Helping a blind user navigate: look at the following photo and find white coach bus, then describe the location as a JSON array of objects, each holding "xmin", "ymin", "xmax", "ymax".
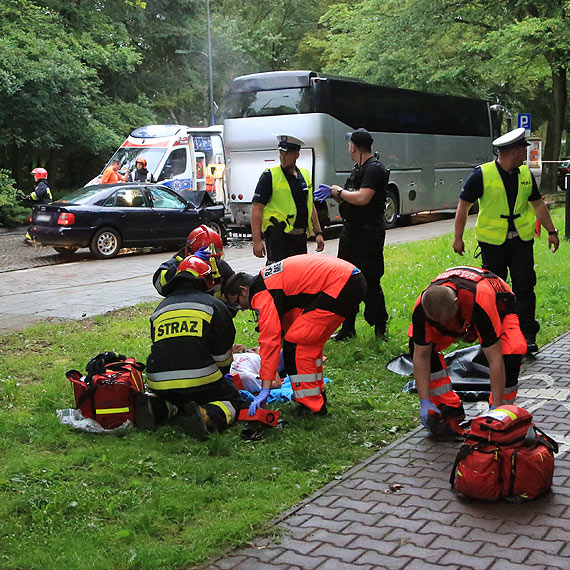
[{"xmin": 223, "ymin": 70, "xmax": 501, "ymax": 229}]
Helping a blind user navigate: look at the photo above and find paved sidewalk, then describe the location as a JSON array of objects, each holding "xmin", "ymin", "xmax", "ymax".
[{"xmin": 205, "ymin": 332, "xmax": 570, "ymax": 570}]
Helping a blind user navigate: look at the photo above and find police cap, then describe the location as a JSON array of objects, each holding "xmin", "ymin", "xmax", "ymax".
[
  {"xmin": 277, "ymin": 134, "xmax": 304, "ymax": 152},
  {"xmin": 492, "ymin": 127, "xmax": 530, "ymax": 149}
]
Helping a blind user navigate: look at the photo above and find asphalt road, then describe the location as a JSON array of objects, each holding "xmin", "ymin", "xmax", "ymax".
[{"xmin": 0, "ymin": 213, "xmax": 474, "ymax": 334}]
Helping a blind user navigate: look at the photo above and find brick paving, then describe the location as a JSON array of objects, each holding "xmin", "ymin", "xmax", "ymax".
[
  {"xmin": 205, "ymin": 332, "xmax": 570, "ymax": 570},
  {"xmin": 0, "ymin": 230, "xmax": 80, "ymax": 272}
]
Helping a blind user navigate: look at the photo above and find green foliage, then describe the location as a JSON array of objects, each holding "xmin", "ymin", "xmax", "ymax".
[
  {"xmin": 0, "ymin": 211, "xmax": 569, "ymax": 568},
  {"xmin": 0, "ymin": 169, "xmax": 28, "ymax": 226}
]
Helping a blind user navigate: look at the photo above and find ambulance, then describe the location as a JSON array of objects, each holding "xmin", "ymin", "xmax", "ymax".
[{"xmin": 87, "ymin": 124, "xmax": 226, "ymax": 204}]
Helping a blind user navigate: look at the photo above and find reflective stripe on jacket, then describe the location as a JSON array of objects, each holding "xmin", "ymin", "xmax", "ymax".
[
  {"xmin": 476, "ymin": 162, "xmax": 535, "ymax": 244},
  {"xmin": 261, "ymin": 166, "xmax": 313, "ymax": 235},
  {"xmin": 250, "ymin": 254, "xmax": 357, "ymax": 381},
  {"xmin": 146, "ymin": 288, "xmax": 235, "ymax": 391}
]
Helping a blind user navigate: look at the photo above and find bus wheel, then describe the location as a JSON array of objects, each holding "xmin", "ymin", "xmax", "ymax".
[
  {"xmin": 206, "ymin": 221, "xmax": 228, "ymax": 245},
  {"xmin": 384, "ymin": 189, "xmax": 399, "ymax": 229}
]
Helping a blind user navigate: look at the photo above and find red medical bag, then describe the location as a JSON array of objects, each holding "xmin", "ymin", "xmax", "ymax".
[
  {"xmin": 66, "ymin": 353, "xmax": 145, "ymax": 429},
  {"xmin": 450, "ymin": 405, "xmax": 558, "ymax": 502}
]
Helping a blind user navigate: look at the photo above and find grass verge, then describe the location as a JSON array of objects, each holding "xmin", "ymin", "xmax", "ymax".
[{"xmin": 0, "ymin": 208, "xmax": 568, "ymax": 569}]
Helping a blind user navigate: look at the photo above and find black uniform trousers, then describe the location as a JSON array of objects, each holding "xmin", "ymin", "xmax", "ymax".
[
  {"xmin": 264, "ymin": 231, "xmax": 307, "ymax": 265},
  {"xmin": 479, "ymin": 236, "xmax": 538, "ymax": 342},
  {"xmin": 156, "ymin": 377, "xmax": 246, "ymax": 431},
  {"xmin": 337, "ymin": 221, "xmax": 388, "ymax": 331}
]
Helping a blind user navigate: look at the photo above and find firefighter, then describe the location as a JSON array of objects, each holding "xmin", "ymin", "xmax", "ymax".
[
  {"xmin": 20, "ymin": 167, "xmax": 53, "ymax": 243},
  {"xmin": 143, "ymin": 256, "xmax": 245, "ymax": 440},
  {"xmin": 131, "ymin": 156, "xmax": 153, "ymax": 182},
  {"xmin": 410, "ymin": 266, "xmax": 527, "ymax": 436},
  {"xmin": 152, "ymin": 224, "xmax": 234, "ymax": 303},
  {"xmin": 224, "ymin": 254, "xmax": 366, "ymax": 416}
]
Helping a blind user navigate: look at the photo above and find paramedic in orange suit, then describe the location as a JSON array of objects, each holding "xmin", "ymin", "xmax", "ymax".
[
  {"xmin": 409, "ymin": 266, "xmax": 526, "ymax": 435},
  {"xmin": 224, "ymin": 254, "xmax": 366, "ymax": 416}
]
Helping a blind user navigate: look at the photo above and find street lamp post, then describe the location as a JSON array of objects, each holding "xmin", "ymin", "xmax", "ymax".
[
  {"xmin": 206, "ymin": 0, "xmax": 215, "ymax": 126},
  {"xmin": 175, "ymin": 0, "xmax": 215, "ymax": 126}
]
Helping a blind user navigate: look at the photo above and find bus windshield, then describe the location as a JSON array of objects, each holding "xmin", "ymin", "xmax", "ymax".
[{"xmin": 225, "ymin": 87, "xmax": 312, "ymax": 119}]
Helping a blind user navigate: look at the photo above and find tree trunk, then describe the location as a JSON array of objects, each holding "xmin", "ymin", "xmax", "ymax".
[{"xmin": 541, "ymin": 66, "xmax": 567, "ymax": 193}]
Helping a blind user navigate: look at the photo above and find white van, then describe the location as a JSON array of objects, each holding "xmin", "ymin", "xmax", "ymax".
[{"xmin": 87, "ymin": 124, "xmax": 226, "ymax": 204}]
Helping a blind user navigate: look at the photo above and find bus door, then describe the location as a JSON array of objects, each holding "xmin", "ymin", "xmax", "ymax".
[{"xmin": 227, "ymin": 147, "xmax": 313, "ymax": 227}]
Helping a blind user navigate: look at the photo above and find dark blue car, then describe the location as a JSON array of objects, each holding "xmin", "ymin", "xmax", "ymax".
[{"xmin": 29, "ymin": 183, "xmax": 226, "ymax": 259}]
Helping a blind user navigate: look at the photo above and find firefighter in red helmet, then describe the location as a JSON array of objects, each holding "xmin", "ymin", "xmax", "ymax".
[
  {"xmin": 152, "ymin": 224, "xmax": 234, "ymax": 304},
  {"xmin": 409, "ymin": 266, "xmax": 527, "ymax": 436},
  {"xmin": 140, "ymin": 256, "xmax": 246, "ymax": 439},
  {"xmin": 131, "ymin": 156, "xmax": 153, "ymax": 182},
  {"xmin": 224, "ymin": 254, "xmax": 366, "ymax": 416},
  {"xmin": 20, "ymin": 167, "xmax": 53, "ymax": 243}
]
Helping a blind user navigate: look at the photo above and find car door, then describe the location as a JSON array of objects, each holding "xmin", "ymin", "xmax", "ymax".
[
  {"xmin": 102, "ymin": 186, "xmax": 156, "ymax": 245},
  {"xmin": 147, "ymin": 185, "xmax": 198, "ymax": 244}
]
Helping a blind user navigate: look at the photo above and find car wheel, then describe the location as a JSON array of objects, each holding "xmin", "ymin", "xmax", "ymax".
[
  {"xmin": 90, "ymin": 227, "xmax": 121, "ymax": 259},
  {"xmin": 384, "ymin": 188, "xmax": 399, "ymax": 229},
  {"xmin": 53, "ymin": 246, "xmax": 79, "ymax": 255},
  {"xmin": 206, "ymin": 221, "xmax": 228, "ymax": 245}
]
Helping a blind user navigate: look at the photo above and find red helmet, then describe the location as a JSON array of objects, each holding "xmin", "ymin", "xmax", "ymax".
[
  {"xmin": 186, "ymin": 224, "xmax": 223, "ymax": 257},
  {"xmin": 31, "ymin": 167, "xmax": 48, "ymax": 180},
  {"xmin": 135, "ymin": 156, "xmax": 147, "ymax": 168},
  {"xmin": 176, "ymin": 256, "xmax": 214, "ymax": 290}
]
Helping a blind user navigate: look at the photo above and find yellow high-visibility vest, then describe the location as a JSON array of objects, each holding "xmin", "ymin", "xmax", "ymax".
[
  {"xmin": 476, "ymin": 161, "xmax": 535, "ymax": 244},
  {"xmin": 261, "ymin": 166, "xmax": 313, "ymax": 235}
]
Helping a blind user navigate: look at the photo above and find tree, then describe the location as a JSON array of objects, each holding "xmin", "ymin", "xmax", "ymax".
[
  {"xmin": 0, "ymin": 0, "xmax": 155, "ymax": 189},
  {"xmin": 320, "ymin": 0, "xmax": 570, "ymax": 191}
]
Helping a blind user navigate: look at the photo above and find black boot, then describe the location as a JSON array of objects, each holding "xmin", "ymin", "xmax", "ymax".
[
  {"xmin": 525, "ymin": 337, "xmax": 539, "ymax": 354},
  {"xmin": 172, "ymin": 401, "xmax": 210, "ymax": 441},
  {"xmin": 332, "ymin": 327, "xmax": 356, "ymax": 341}
]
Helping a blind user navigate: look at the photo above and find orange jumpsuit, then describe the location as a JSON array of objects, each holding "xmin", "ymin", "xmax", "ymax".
[
  {"xmin": 250, "ymin": 254, "xmax": 366, "ymax": 412},
  {"xmin": 409, "ymin": 267, "xmax": 527, "ymax": 411}
]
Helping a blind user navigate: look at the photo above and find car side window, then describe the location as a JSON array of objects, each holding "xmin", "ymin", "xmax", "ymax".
[
  {"xmin": 148, "ymin": 187, "xmax": 186, "ymax": 209},
  {"xmin": 105, "ymin": 188, "xmax": 147, "ymax": 208}
]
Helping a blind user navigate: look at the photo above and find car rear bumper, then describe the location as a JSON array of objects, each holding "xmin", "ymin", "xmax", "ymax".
[{"xmin": 28, "ymin": 225, "xmax": 94, "ymax": 248}]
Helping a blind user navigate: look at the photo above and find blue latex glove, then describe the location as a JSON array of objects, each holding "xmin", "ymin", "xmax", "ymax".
[
  {"xmin": 248, "ymin": 387, "xmax": 270, "ymax": 416},
  {"xmin": 420, "ymin": 398, "xmax": 441, "ymax": 430},
  {"xmin": 313, "ymin": 184, "xmax": 332, "ymax": 202},
  {"xmin": 488, "ymin": 405, "xmax": 498, "ymax": 411},
  {"xmin": 193, "ymin": 246, "xmax": 211, "ymax": 262}
]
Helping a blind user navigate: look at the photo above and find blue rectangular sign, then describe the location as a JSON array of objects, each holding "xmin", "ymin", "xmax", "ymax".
[{"xmin": 518, "ymin": 113, "xmax": 531, "ymax": 130}]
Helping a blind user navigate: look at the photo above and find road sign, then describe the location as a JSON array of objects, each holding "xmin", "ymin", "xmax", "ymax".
[{"xmin": 518, "ymin": 113, "xmax": 531, "ymax": 130}]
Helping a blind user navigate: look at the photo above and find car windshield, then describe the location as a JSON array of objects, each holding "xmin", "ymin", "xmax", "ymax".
[
  {"xmin": 55, "ymin": 187, "xmax": 105, "ymax": 205},
  {"xmin": 106, "ymin": 148, "xmax": 165, "ymax": 176}
]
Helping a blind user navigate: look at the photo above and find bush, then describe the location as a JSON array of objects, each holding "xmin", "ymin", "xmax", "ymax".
[{"xmin": 0, "ymin": 169, "xmax": 29, "ymax": 228}]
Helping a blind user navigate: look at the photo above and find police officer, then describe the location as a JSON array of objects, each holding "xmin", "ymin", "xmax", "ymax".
[
  {"xmin": 251, "ymin": 135, "xmax": 325, "ymax": 264},
  {"xmin": 315, "ymin": 128, "xmax": 389, "ymax": 340},
  {"xmin": 453, "ymin": 127, "xmax": 560, "ymax": 354},
  {"xmin": 144, "ymin": 256, "xmax": 245, "ymax": 440}
]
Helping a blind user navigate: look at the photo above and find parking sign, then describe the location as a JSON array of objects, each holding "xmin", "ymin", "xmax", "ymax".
[{"xmin": 518, "ymin": 113, "xmax": 531, "ymax": 130}]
